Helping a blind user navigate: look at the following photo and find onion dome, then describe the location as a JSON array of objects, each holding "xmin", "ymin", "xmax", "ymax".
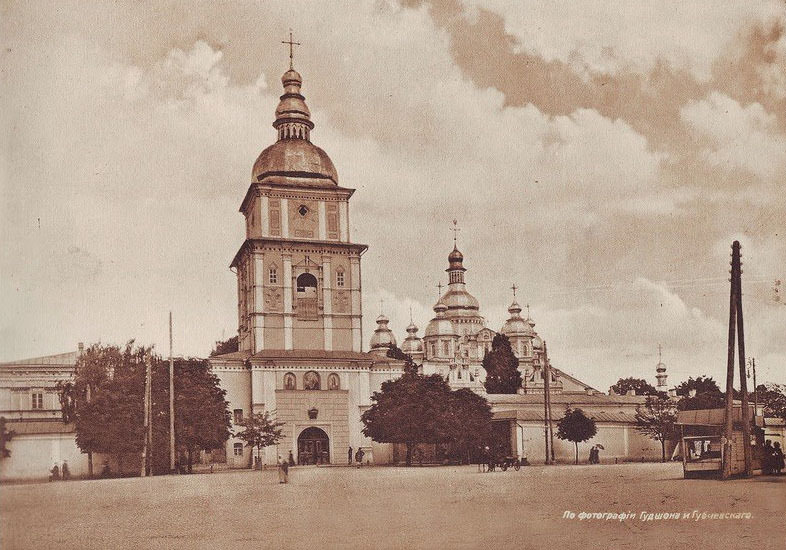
[
  {"xmin": 424, "ymin": 300, "xmax": 457, "ymax": 338},
  {"xmin": 500, "ymin": 300, "xmax": 534, "ymax": 336},
  {"xmin": 448, "ymin": 246, "xmax": 464, "ymax": 269},
  {"xmin": 252, "ymin": 67, "xmax": 338, "ymax": 185},
  {"xmin": 370, "ymin": 314, "xmax": 397, "ymax": 354},
  {"xmin": 401, "ymin": 321, "xmax": 424, "ymax": 355}
]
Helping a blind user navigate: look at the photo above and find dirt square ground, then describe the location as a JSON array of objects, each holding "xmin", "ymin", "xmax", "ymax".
[{"xmin": 2, "ymin": 462, "xmax": 783, "ymax": 550}]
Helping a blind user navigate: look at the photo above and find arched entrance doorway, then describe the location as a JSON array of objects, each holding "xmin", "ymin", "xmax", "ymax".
[{"xmin": 297, "ymin": 427, "xmax": 330, "ymax": 465}]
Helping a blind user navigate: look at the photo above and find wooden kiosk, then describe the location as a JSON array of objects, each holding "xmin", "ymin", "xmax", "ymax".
[{"xmin": 676, "ymin": 406, "xmax": 764, "ymax": 478}]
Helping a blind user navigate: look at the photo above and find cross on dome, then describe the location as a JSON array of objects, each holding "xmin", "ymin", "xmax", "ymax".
[
  {"xmin": 450, "ymin": 219, "xmax": 460, "ymax": 246},
  {"xmin": 511, "ymin": 283, "xmax": 518, "ymax": 298},
  {"xmin": 281, "ymin": 29, "xmax": 301, "ymax": 70}
]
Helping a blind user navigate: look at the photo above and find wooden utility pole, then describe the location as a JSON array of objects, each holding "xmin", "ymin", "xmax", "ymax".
[
  {"xmin": 734, "ymin": 244, "xmax": 752, "ymax": 476},
  {"xmin": 544, "ymin": 341, "xmax": 555, "ymax": 463},
  {"xmin": 722, "ymin": 241, "xmax": 752, "ymax": 479},
  {"xmin": 141, "ymin": 354, "xmax": 151, "ymax": 477},
  {"xmin": 169, "ymin": 312, "xmax": 176, "ymax": 474}
]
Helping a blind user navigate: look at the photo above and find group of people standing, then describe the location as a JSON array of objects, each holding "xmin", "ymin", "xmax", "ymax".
[
  {"xmin": 588, "ymin": 445, "xmax": 602, "ymax": 464},
  {"xmin": 762, "ymin": 440, "xmax": 784, "ymax": 475},
  {"xmin": 48, "ymin": 461, "xmax": 70, "ymax": 481}
]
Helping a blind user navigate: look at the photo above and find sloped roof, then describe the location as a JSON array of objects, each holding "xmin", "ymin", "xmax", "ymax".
[
  {"xmin": 487, "ymin": 392, "xmax": 647, "ymax": 406},
  {"xmin": 494, "ymin": 408, "xmax": 637, "ymax": 423},
  {"xmin": 0, "ymin": 351, "xmax": 78, "ymax": 368},
  {"xmin": 676, "ymin": 407, "xmax": 755, "ymax": 426}
]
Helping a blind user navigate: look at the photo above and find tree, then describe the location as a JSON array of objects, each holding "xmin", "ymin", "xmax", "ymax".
[
  {"xmin": 156, "ymin": 358, "xmax": 232, "ymax": 473},
  {"xmin": 675, "ymin": 375, "xmax": 724, "ymax": 410},
  {"xmin": 635, "ymin": 394, "xmax": 678, "ymax": 462},
  {"xmin": 0, "ymin": 417, "xmax": 15, "ymax": 458},
  {"xmin": 362, "ymin": 370, "xmax": 451, "ymax": 465},
  {"xmin": 610, "ymin": 377, "xmax": 658, "ymax": 396},
  {"xmin": 59, "ymin": 342, "xmax": 232, "ymax": 476},
  {"xmin": 757, "ymin": 383, "xmax": 786, "ymax": 421},
  {"xmin": 556, "ymin": 407, "xmax": 597, "ymax": 464},
  {"xmin": 234, "ymin": 411, "xmax": 284, "ymax": 466},
  {"xmin": 443, "ymin": 388, "xmax": 493, "ymax": 463},
  {"xmin": 483, "ymin": 334, "xmax": 522, "ymax": 394},
  {"xmin": 210, "ymin": 335, "xmax": 239, "ymax": 357},
  {"xmin": 57, "ymin": 342, "xmax": 145, "ymax": 476}
]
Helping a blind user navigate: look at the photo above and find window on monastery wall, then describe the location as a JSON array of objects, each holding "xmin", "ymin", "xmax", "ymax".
[
  {"xmin": 233, "ymin": 409, "xmax": 243, "ymax": 424},
  {"xmin": 233, "ymin": 443, "xmax": 243, "ymax": 456},
  {"xmin": 442, "ymin": 341, "xmax": 450, "ymax": 356},
  {"xmin": 328, "ymin": 373, "xmax": 340, "ymax": 390},
  {"xmin": 31, "ymin": 392, "xmax": 43, "ymax": 409},
  {"xmin": 336, "ymin": 270, "xmax": 345, "ymax": 287},
  {"xmin": 269, "ymin": 266, "xmax": 278, "ymax": 284},
  {"xmin": 296, "ymin": 273, "xmax": 319, "ymax": 319},
  {"xmin": 284, "ymin": 372, "xmax": 296, "ymax": 390},
  {"xmin": 303, "ymin": 371, "xmax": 321, "ymax": 390},
  {"xmin": 430, "ymin": 344, "xmax": 436, "ymax": 358}
]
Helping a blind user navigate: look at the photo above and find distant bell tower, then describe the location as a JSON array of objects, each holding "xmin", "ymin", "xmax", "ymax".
[
  {"xmin": 231, "ymin": 43, "xmax": 367, "ymax": 353},
  {"xmin": 655, "ymin": 344, "xmax": 668, "ymax": 392}
]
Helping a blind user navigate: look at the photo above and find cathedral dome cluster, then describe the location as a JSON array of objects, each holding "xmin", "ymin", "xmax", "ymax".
[
  {"xmin": 386, "ymin": 237, "xmax": 558, "ymax": 393},
  {"xmin": 252, "ymin": 67, "xmax": 339, "ymax": 185}
]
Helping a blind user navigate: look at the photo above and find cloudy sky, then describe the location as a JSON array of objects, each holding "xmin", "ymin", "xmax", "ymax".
[{"xmin": 2, "ymin": 0, "xmax": 785, "ymax": 391}]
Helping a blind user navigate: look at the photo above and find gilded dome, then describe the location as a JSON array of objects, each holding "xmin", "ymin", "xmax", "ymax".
[
  {"xmin": 252, "ymin": 140, "xmax": 338, "ymax": 184},
  {"xmin": 501, "ymin": 300, "xmax": 535, "ymax": 336},
  {"xmin": 402, "ymin": 321, "xmax": 424, "ymax": 354},
  {"xmin": 252, "ymin": 66, "xmax": 338, "ymax": 185},
  {"xmin": 370, "ymin": 314, "xmax": 397, "ymax": 351},
  {"xmin": 424, "ymin": 300, "xmax": 457, "ymax": 338},
  {"xmin": 441, "ymin": 289, "xmax": 480, "ymax": 312}
]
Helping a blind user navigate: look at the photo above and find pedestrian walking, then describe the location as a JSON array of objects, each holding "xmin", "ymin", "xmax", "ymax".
[
  {"xmin": 61, "ymin": 461, "xmax": 70, "ymax": 480},
  {"xmin": 277, "ymin": 455, "xmax": 289, "ymax": 484},
  {"xmin": 773, "ymin": 442, "xmax": 784, "ymax": 475},
  {"xmin": 355, "ymin": 448, "xmax": 364, "ymax": 467},
  {"xmin": 49, "ymin": 463, "xmax": 60, "ymax": 481},
  {"xmin": 288, "ymin": 450, "xmax": 295, "ymax": 466},
  {"xmin": 348, "ymin": 446, "xmax": 353, "ymax": 464}
]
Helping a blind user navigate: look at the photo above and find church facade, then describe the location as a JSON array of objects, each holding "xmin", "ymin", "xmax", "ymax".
[
  {"xmin": 209, "ymin": 65, "xmax": 406, "ymax": 467},
  {"xmin": 210, "ymin": 59, "xmax": 668, "ymax": 467}
]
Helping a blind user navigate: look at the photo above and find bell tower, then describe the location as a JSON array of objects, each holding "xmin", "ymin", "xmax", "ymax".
[{"xmin": 231, "ymin": 57, "xmax": 367, "ymax": 354}]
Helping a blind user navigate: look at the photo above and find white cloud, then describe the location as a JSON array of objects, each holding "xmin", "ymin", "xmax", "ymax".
[
  {"xmin": 681, "ymin": 91, "xmax": 786, "ymax": 179},
  {"xmin": 461, "ymin": 0, "xmax": 785, "ymax": 81}
]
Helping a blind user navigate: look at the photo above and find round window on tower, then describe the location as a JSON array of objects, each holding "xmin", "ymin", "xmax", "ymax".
[{"xmin": 298, "ymin": 204, "xmax": 309, "ymax": 216}]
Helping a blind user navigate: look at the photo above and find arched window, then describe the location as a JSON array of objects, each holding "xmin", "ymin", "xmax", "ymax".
[
  {"xmin": 296, "ymin": 272, "xmax": 319, "ymax": 319},
  {"xmin": 431, "ymin": 344, "xmax": 436, "ymax": 357},
  {"xmin": 283, "ymin": 372, "xmax": 296, "ymax": 390},
  {"xmin": 233, "ymin": 442, "xmax": 243, "ymax": 456},
  {"xmin": 442, "ymin": 341, "xmax": 450, "ymax": 356},
  {"xmin": 296, "ymin": 272, "xmax": 318, "ymax": 293},
  {"xmin": 269, "ymin": 266, "xmax": 278, "ymax": 284},
  {"xmin": 336, "ymin": 269, "xmax": 345, "ymax": 287},
  {"xmin": 303, "ymin": 371, "xmax": 321, "ymax": 390},
  {"xmin": 327, "ymin": 373, "xmax": 340, "ymax": 390}
]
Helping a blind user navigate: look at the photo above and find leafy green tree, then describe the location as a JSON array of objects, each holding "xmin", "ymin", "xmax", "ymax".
[
  {"xmin": 210, "ymin": 335, "xmax": 239, "ymax": 357},
  {"xmin": 444, "ymin": 388, "xmax": 493, "ymax": 463},
  {"xmin": 0, "ymin": 417, "xmax": 15, "ymax": 459},
  {"xmin": 610, "ymin": 377, "xmax": 658, "ymax": 396},
  {"xmin": 234, "ymin": 411, "xmax": 284, "ymax": 466},
  {"xmin": 483, "ymin": 334, "xmax": 522, "ymax": 394},
  {"xmin": 635, "ymin": 395, "xmax": 678, "ymax": 462},
  {"xmin": 362, "ymin": 371, "xmax": 451, "ymax": 465},
  {"xmin": 151, "ymin": 358, "xmax": 232, "ymax": 473},
  {"xmin": 59, "ymin": 342, "xmax": 231, "ymax": 476},
  {"xmin": 757, "ymin": 383, "xmax": 786, "ymax": 421},
  {"xmin": 675, "ymin": 375, "xmax": 724, "ymax": 410},
  {"xmin": 556, "ymin": 407, "xmax": 597, "ymax": 464}
]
